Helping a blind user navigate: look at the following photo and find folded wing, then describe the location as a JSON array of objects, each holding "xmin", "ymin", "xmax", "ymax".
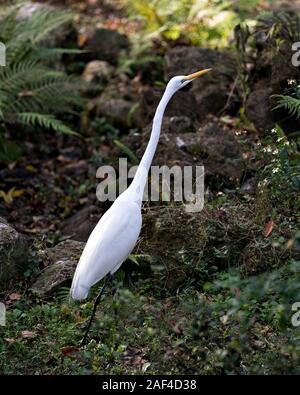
[{"xmin": 71, "ymin": 200, "xmax": 142, "ymax": 300}]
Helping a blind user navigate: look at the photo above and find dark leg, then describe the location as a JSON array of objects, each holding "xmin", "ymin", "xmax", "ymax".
[{"xmin": 80, "ymin": 273, "xmax": 113, "ymax": 346}]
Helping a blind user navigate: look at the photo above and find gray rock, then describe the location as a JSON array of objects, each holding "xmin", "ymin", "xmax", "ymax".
[
  {"xmin": 164, "ymin": 47, "xmax": 237, "ymax": 118},
  {"xmin": 122, "ymin": 119, "xmax": 244, "ymax": 185},
  {"xmin": 139, "ymin": 87, "xmax": 200, "ymax": 127},
  {"xmin": 0, "ymin": 218, "xmax": 29, "ymax": 288},
  {"xmin": 38, "ymin": 239, "xmax": 84, "ymax": 266},
  {"xmin": 61, "ymin": 205, "xmax": 102, "ymax": 242},
  {"xmin": 240, "ymin": 178, "xmax": 257, "ymax": 195},
  {"xmin": 245, "ymin": 85, "xmax": 273, "ymax": 131},
  {"xmin": 82, "ymin": 60, "xmax": 114, "ymax": 85},
  {"xmin": 168, "ymin": 116, "xmax": 194, "ymax": 134},
  {"xmin": 247, "ymin": 22, "xmax": 300, "ymax": 134},
  {"xmin": 0, "ymin": 216, "xmax": 8, "ymax": 225},
  {"xmin": 31, "ymin": 240, "xmax": 85, "ymax": 296},
  {"xmin": 81, "ymin": 28, "xmax": 129, "ymax": 64},
  {"xmin": 94, "ymin": 98, "xmax": 141, "ymax": 128},
  {"xmin": 137, "ymin": 207, "xmax": 207, "ymax": 289},
  {"xmin": 185, "ymin": 122, "xmax": 244, "ymax": 183}
]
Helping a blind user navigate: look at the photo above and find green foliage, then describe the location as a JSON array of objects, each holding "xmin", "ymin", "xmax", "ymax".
[
  {"xmin": 273, "ymin": 94, "xmax": 300, "ymax": 120},
  {"xmin": 118, "ymin": 34, "xmax": 162, "ymax": 77},
  {"xmin": 0, "ymin": 3, "xmax": 82, "ymax": 141},
  {"xmin": 257, "ymin": 12, "xmax": 300, "ymax": 47},
  {"xmin": 257, "ymin": 127, "xmax": 300, "ymax": 212},
  {"xmin": 18, "ymin": 113, "xmax": 79, "ymax": 136},
  {"xmin": 1, "ymin": 260, "xmax": 299, "ymax": 374},
  {"xmin": 205, "ymin": 260, "xmax": 300, "ymax": 329},
  {"xmin": 235, "ymin": 12, "xmax": 300, "ymax": 110},
  {"xmin": 193, "ymin": 260, "xmax": 300, "ymax": 374},
  {"xmin": 234, "ymin": 22, "xmax": 252, "ymax": 105},
  {"xmin": 113, "ymin": 139, "xmax": 139, "ymax": 165},
  {"xmin": 122, "ymin": 0, "xmax": 244, "ymax": 48},
  {"xmin": 91, "ymin": 117, "xmax": 119, "ymax": 139},
  {"xmin": 0, "ymin": 136, "xmax": 22, "ymax": 163}
]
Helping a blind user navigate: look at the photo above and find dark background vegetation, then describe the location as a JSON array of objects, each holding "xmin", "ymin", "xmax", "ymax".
[{"xmin": 0, "ymin": 0, "xmax": 299, "ymax": 374}]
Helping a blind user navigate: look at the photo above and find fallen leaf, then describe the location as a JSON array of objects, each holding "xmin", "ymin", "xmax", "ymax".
[
  {"xmin": 264, "ymin": 220, "xmax": 274, "ymax": 237},
  {"xmin": 9, "ymin": 293, "xmax": 21, "ymax": 301},
  {"xmin": 26, "ymin": 165, "xmax": 38, "ymax": 173},
  {"xmin": 8, "ymin": 162, "xmax": 17, "ymax": 171},
  {"xmin": 220, "ymin": 314, "xmax": 229, "ymax": 324},
  {"xmin": 0, "ymin": 187, "xmax": 24, "ymax": 205},
  {"xmin": 61, "ymin": 346, "xmax": 80, "ymax": 356},
  {"xmin": 78, "ymin": 33, "xmax": 89, "ymax": 47},
  {"xmin": 254, "ymin": 340, "xmax": 265, "ymax": 348},
  {"xmin": 173, "ymin": 322, "xmax": 183, "ymax": 335},
  {"xmin": 21, "ymin": 330, "xmax": 37, "ymax": 339},
  {"xmin": 131, "ymin": 356, "xmax": 148, "ymax": 367},
  {"xmin": 164, "ymin": 298, "xmax": 172, "ymax": 309},
  {"xmin": 4, "ymin": 338, "xmax": 16, "ymax": 344}
]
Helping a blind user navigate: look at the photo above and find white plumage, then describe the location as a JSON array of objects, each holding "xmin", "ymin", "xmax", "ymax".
[{"xmin": 71, "ymin": 195, "xmax": 142, "ymax": 299}]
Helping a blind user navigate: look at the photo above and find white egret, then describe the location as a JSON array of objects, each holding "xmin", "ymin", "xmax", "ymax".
[{"xmin": 71, "ymin": 68, "xmax": 211, "ymax": 345}]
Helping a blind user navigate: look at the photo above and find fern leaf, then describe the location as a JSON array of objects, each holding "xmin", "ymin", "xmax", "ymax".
[
  {"xmin": 0, "ymin": 4, "xmax": 81, "ymax": 139},
  {"xmin": 18, "ymin": 113, "xmax": 79, "ymax": 136},
  {"xmin": 273, "ymin": 95, "xmax": 300, "ymax": 119}
]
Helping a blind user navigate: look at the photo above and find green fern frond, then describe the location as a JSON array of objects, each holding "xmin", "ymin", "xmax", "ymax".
[
  {"xmin": 16, "ymin": 8, "xmax": 73, "ymax": 46},
  {"xmin": 273, "ymin": 95, "xmax": 300, "ymax": 119},
  {"xmin": 0, "ymin": 3, "xmax": 82, "ymax": 139},
  {"xmin": 0, "ymin": 5, "xmax": 19, "ymax": 43},
  {"xmin": 34, "ymin": 47, "xmax": 84, "ymax": 61},
  {"xmin": 18, "ymin": 113, "xmax": 79, "ymax": 136},
  {"xmin": 0, "ymin": 61, "xmax": 50, "ymax": 88}
]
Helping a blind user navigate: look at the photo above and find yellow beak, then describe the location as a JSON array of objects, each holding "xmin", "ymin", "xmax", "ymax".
[{"xmin": 183, "ymin": 68, "xmax": 212, "ymax": 80}]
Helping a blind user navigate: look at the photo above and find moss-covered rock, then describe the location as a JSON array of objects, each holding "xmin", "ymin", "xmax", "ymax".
[
  {"xmin": 0, "ymin": 217, "xmax": 29, "ymax": 289},
  {"xmin": 164, "ymin": 47, "xmax": 237, "ymax": 117},
  {"xmin": 30, "ymin": 240, "xmax": 85, "ymax": 296},
  {"xmin": 135, "ymin": 206, "xmax": 208, "ymax": 289},
  {"xmin": 122, "ymin": 119, "xmax": 246, "ymax": 187}
]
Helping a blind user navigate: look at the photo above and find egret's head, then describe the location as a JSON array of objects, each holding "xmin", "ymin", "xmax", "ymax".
[{"xmin": 167, "ymin": 68, "xmax": 212, "ymax": 93}]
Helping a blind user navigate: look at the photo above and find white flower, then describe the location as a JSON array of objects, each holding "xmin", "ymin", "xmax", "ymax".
[{"xmin": 263, "ymin": 146, "xmax": 272, "ymax": 153}]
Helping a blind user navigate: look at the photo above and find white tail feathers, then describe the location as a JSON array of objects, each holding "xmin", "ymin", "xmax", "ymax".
[{"xmin": 71, "ymin": 280, "xmax": 89, "ymax": 300}]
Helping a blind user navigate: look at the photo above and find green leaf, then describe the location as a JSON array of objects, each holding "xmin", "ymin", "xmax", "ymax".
[
  {"xmin": 18, "ymin": 113, "xmax": 80, "ymax": 136},
  {"xmin": 0, "ymin": 139, "xmax": 22, "ymax": 163},
  {"xmin": 113, "ymin": 139, "xmax": 139, "ymax": 165}
]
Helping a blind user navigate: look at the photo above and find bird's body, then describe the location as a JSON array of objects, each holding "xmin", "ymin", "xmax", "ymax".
[
  {"xmin": 71, "ymin": 191, "xmax": 142, "ymax": 300},
  {"xmin": 71, "ymin": 68, "xmax": 211, "ymax": 344}
]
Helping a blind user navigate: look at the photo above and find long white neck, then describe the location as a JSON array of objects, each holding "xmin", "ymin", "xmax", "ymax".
[{"xmin": 129, "ymin": 87, "xmax": 174, "ymax": 196}]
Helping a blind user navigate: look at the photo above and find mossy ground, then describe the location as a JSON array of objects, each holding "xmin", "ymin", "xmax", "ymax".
[{"xmin": 1, "ymin": 268, "xmax": 299, "ymax": 375}]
